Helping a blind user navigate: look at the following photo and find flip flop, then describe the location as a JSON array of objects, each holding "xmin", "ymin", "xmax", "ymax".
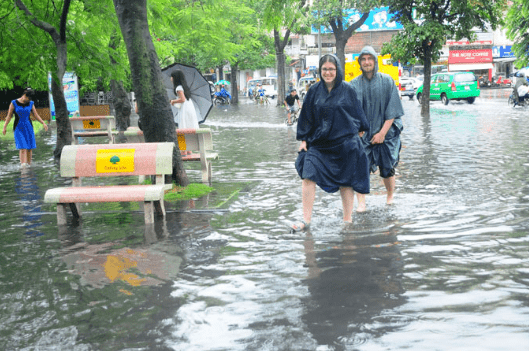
[{"xmin": 289, "ymin": 220, "xmax": 310, "ymax": 232}]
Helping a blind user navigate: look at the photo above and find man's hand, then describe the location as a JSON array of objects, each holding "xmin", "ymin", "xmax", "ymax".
[
  {"xmin": 299, "ymin": 140, "xmax": 308, "ymax": 152},
  {"xmin": 370, "ymin": 132, "xmax": 385, "ymax": 144}
]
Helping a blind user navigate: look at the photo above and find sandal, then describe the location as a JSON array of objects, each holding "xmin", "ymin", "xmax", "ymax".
[{"xmin": 290, "ymin": 220, "xmax": 310, "ymax": 232}]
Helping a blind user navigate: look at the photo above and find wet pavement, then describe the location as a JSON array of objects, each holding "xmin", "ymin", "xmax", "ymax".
[{"xmin": 1, "ymin": 88, "xmax": 528, "ymax": 350}]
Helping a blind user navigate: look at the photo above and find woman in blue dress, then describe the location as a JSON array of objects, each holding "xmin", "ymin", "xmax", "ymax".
[
  {"xmin": 291, "ymin": 54, "xmax": 370, "ymax": 232},
  {"xmin": 2, "ymin": 88, "xmax": 48, "ymax": 167}
]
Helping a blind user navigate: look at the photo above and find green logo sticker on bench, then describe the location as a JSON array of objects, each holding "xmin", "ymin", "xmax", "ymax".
[
  {"xmin": 96, "ymin": 149, "xmax": 135, "ymax": 173},
  {"xmin": 83, "ymin": 119, "xmax": 101, "ymax": 129},
  {"xmin": 177, "ymin": 134, "xmax": 187, "ymax": 150}
]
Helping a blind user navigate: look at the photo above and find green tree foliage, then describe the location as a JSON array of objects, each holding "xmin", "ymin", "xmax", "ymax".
[
  {"xmin": 0, "ymin": 0, "xmax": 131, "ymax": 157},
  {"xmin": 382, "ymin": 0, "xmax": 505, "ymax": 116},
  {"xmin": 506, "ymin": 0, "xmax": 529, "ymax": 68},
  {"xmin": 310, "ymin": 0, "xmax": 380, "ymax": 73},
  {"xmin": 259, "ymin": 0, "xmax": 308, "ymax": 105}
]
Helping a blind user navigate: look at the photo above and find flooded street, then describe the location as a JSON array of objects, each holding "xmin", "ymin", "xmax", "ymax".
[{"xmin": 1, "ymin": 88, "xmax": 528, "ymax": 350}]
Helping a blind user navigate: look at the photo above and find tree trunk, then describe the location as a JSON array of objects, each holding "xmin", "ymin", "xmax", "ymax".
[
  {"xmin": 276, "ymin": 51, "xmax": 286, "ymax": 104},
  {"xmin": 231, "ymin": 62, "xmax": 239, "ymax": 104},
  {"xmin": 330, "ymin": 13, "xmax": 370, "ymax": 74},
  {"xmin": 110, "ymin": 80, "xmax": 131, "ymax": 143},
  {"xmin": 113, "ymin": 0, "xmax": 188, "ymax": 186},
  {"xmin": 108, "ymin": 31, "xmax": 131, "ymax": 138},
  {"xmin": 51, "ymin": 40, "xmax": 71, "ymax": 159},
  {"xmin": 50, "ymin": 69, "xmax": 72, "ymax": 159},
  {"xmin": 335, "ymin": 34, "xmax": 347, "ymax": 74},
  {"xmin": 274, "ymin": 28, "xmax": 290, "ymax": 107},
  {"xmin": 420, "ymin": 45, "xmax": 433, "ymax": 117}
]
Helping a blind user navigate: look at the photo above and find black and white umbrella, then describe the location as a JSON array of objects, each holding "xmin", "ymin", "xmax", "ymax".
[{"xmin": 162, "ymin": 63, "xmax": 213, "ymax": 124}]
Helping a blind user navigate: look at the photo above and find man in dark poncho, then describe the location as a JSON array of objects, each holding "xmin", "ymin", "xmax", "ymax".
[
  {"xmin": 291, "ymin": 54, "xmax": 370, "ymax": 232},
  {"xmin": 350, "ymin": 46, "xmax": 404, "ymax": 209}
]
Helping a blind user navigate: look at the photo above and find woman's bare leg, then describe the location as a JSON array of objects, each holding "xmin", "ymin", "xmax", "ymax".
[
  {"xmin": 302, "ymin": 179, "xmax": 316, "ymax": 226},
  {"xmin": 27, "ymin": 149, "xmax": 33, "ymax": 165},
  {"xmin": 19, "ymin": 150, "xmax": 28, "ymax": 165}
]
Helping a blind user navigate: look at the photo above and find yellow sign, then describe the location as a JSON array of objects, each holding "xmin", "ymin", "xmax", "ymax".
[
  {"xmin": 177, "ymin": 134, "xmax": 187, "ymax": 150},
  {"xmin": 96, "ymin": 149, "xmax": 135, "ymax": 173},
  {"xmin": 83, "ymin": 119, "xmax": 101, "ymax": 129}
]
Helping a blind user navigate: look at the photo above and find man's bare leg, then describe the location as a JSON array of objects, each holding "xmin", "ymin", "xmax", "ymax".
[
  {"xmin": 356, "ymin": 193, "xmax": 366, "ymax": 212},
  {"xmin": 383, "ymin": 176, "xmax": 395, "ymax": 204}
]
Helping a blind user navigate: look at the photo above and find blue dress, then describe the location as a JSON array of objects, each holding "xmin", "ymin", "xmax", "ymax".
[
  {"xmin": 296, "ymin": 60, "xmax": 370, "ymax": 194},
  {"xmin": 11, "ymin": 99, "xmax": 37, "ymax": 150}
]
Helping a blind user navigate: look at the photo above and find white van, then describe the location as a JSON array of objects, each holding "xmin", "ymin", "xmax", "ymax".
[
  {"xmin": 297, "ymin": 76, "xmax": 317, "ymax": 100},
  {"xmin": 260, "ymin": 77, "xmax": 278, "ymax": 98}
]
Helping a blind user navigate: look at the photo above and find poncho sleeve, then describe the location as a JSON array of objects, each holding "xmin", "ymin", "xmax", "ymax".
[
  {"xmin": 384, "ymin": 77, "xmax": 404, "ymax": 131},
  {"xmin": 296, "ymin": 83, "xmax": 318, "ymax": 142}
]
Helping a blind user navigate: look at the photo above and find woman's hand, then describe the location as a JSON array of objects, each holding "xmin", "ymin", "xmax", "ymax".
[
  {"xmin": 43, "ymin": 123, "xmax": 48, "ymax": 132},
  {"xmin": 299, "ymin": 140, "xmax": 307, "ymax": 152}
]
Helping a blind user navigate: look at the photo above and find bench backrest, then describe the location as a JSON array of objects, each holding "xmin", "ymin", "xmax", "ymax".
[
  {"xmin": 70, "ymin": 116, "xmax": 116, "ymax": 131},
  {"xmin": 60, "ymin": 142, "xmax": 174, "ymax": 178},
  {"xmin": 120, "ymin": 128, "xmax": 214, "ymax": 151},
  {"xmin": 176, "ymin": 128, "xmax": 213, "ymax": 151}
]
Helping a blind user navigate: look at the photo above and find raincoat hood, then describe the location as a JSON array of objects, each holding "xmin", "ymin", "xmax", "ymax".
[
  {"xmin": 319, "ymin": 54, "xmax": 344, "ymax": 88},
  {"xmin": 358, "ymin": 46, "xmax": 379, "ymax": 76}
]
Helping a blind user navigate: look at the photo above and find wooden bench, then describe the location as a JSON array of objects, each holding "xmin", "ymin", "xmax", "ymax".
[
  {"xmin": 44, "ymin": 142, "xmax": 174, "ymax": 225},
  {"xmin": 113, "ymin": 127, "xmax": 218, "ymax": 185},
  {"xmin": 70, "ymin": 115, "xmax": 115, "ymax": 144}
]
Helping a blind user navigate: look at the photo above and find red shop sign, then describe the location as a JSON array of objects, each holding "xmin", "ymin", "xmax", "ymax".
[{"xmin": 449, "ymin": 49, "xmax": 492, "ymax": 64}]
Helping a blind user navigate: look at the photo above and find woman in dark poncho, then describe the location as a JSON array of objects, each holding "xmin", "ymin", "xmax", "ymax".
[{"xmin": 291, "ymin": 54, "xmax": 370, "ymax": 232}]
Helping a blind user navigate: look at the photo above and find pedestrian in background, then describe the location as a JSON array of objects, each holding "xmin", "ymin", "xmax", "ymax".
[
  {"xmin": 350, "ymin": 46, "xmax": 404, "ymax": 210},
  {"xmin": 170, "ymin": 70, "xmax": 199, "ymax": 131},
  {"xmin": 2, "ymin": 88, "xmax": 48, "ymax": 168},
  {"xmin": 291, "ymin": 54, "xmax": 370, "ymax": 232},
  {"xmin": 284, "ymin": 88, "xmax": 302, "ymax": 125}
]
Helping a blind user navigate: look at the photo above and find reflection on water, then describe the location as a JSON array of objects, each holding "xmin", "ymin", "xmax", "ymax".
[
  {"xmin": 1, "ymin": 91, "xmax": 529, "ymax": 350},
  {"xmin": 302, "ymin": 226, "xmax": 406, "ymax": 349},
  {"xmin": 15, "ymin": 168, "xmax": 44, "ymax": 237}
]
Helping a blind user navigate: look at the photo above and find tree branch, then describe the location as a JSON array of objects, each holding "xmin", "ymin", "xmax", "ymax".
[
  {"xmin": 344, "ymin": 12, "xmax": 369, "ymax": 37},
  {"xmin": 14, "ymin": 0, "xmax": 60, "ymax": 43}
]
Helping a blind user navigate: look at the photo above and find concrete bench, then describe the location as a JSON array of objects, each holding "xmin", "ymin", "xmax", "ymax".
[
  {"xmin": 70, "ymin": 115, "xmax": 115, "ymax": 144},
  {"xmin": 113, "ymin": 127, "xmax": 218, "ymax": 184},
  {"xmin": 44, "ymin": 142, "xmax": 174, "ymax": 225}
]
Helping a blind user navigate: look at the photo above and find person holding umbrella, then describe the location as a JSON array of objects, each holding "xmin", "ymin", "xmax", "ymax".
[{"xmin": 170, "ymin": 70, "xmax": 199, "ymax": 130}]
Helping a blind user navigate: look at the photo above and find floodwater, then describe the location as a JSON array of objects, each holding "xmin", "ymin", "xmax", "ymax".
[{"xmin": 1, "ymin": 88, "xmax": 528, "ymax": 350}]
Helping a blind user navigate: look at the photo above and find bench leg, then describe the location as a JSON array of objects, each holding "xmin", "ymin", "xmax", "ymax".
[
  {"xmin": 200, "ymin": 160, "xmax": 211, "ymax": 184},
  {"xmin": 144, "ymin": 201, "xmax": 155, "ymax": 224},
  {"xmin": 208, "ymin": 160, "xmax": 212, "ymax": 185},
  {"xmin": 57, "ymin": 204, "xmax": 68, "ymax": 225}
]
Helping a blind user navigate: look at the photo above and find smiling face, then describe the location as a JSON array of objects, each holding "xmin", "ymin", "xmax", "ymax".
[
  {"xmin": 359, "ymin": 54, "xmax": 376, "ymax": 78},
  {"xmin": 321, "ymin": 61, "xmax": 337, "ymax": 89}
]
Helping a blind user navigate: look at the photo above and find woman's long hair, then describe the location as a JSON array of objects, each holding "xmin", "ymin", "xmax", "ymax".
[{"xmin": 171, "ymin": 70, "xmax": 191, "ymax": 100}]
